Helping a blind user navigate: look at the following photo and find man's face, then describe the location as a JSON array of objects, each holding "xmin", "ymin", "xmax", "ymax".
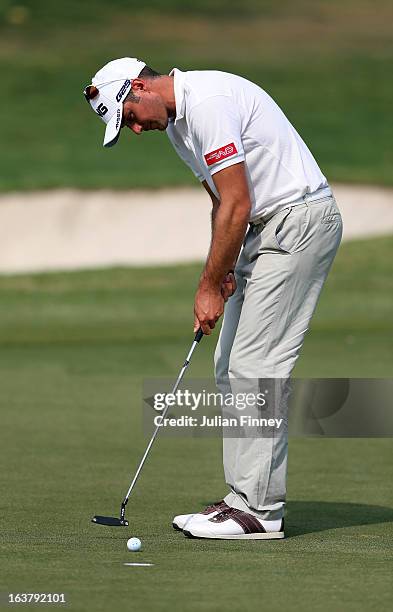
[{"xmin": 121, "ymin": 82, "xmax": 169, "ymax": 135}]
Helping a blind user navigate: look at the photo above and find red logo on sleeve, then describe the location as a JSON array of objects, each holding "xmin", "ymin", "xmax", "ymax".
[{"xmin": 204, "ymin": 142, "xmax": 238, "ymax": 166}]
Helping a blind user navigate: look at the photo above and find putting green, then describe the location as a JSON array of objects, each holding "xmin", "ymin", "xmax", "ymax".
[{"xmin": 1, "ymin": 236, "xmax": 392, "ymax": 611}]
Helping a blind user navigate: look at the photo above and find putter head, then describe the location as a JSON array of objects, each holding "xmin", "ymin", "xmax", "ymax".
[{"xmin": 92, "ymin": 515, "xmax": 129, "ymax": 527}]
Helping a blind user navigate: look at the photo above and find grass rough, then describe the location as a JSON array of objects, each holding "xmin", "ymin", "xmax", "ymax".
[{"xmin": 0, "ymin": 0, "xmax": 392, "ymax": 190}]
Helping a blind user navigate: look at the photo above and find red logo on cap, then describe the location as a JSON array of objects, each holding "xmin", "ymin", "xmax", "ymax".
[{"xmin": 204, "ymin": 143, "xmax": 238, "ymax": 166}]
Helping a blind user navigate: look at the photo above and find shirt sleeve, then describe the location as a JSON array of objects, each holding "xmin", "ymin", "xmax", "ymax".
[{"xmin": 188, "ymin": 95, "xmax": 245, "ymax": 176}]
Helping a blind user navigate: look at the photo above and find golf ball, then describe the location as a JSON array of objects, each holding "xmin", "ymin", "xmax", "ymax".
[{"xmin": 127, "ymin": 537, "xmax": 142, "ymax": 552}]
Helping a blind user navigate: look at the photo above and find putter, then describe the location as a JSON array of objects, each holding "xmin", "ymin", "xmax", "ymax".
[{"xmin": 92, "ymin": 327, "xmax": 204, "ymax": 526}]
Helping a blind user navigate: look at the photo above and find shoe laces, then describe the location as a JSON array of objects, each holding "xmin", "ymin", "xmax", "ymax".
[
  {"xmin": 210, "ymin": 507, "xmax": 238, "ymax": 522},
  {"xmin": 204, "ymin": 500, "xmax": 226, "ymax": 513}
]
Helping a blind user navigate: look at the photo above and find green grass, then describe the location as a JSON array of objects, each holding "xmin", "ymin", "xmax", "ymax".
[
  {"xmin": 0, "ymin": 0, "xmax": 392, "ymax": 190},
  {"xmin": 1, "ymin": 236, "xmax": 392, "ymax": 611}
]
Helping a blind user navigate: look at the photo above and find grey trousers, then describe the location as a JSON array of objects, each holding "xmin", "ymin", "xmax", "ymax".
[{"xmin": 214, "ymin": 191, "xmax": 343, "ymax": 520}]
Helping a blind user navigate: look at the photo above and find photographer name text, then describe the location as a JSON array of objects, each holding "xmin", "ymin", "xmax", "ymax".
[{"xmin": 154, "ymin": 415, "xmax": 283, "ymax": 429}]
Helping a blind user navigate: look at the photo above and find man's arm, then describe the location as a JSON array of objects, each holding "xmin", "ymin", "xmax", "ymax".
[
  {"xmin": 202, "ymin": 180, "xmax": 220, "ymax": 230},
  {"xmin": 201, "ymin": 180, "xmax": 237, "ymax": 306},
  {"xmin": 195, "ymin": 163, "xmax": 251, "ymax": 334},
  {"xmin": 202, "ymin": 179, "xmax": 238, "ymax": 300}
]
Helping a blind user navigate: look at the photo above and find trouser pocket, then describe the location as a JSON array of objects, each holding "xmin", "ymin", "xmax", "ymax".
[{"xmin": 259, "ymin": 205, "xmax": 310, "ymax": 256}]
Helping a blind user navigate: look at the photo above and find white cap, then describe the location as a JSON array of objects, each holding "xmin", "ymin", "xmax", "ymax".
[{"xmin": 84, "ymin": 57, "xmax": 146, "ymax": 147}]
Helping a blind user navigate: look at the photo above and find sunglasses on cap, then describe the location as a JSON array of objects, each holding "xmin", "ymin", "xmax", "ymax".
[{"xmin": 83, "ymin": 85, "xmax": 99, "ymax": 102}]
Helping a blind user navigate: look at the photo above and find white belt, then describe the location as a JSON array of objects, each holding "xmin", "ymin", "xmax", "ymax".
[
  {"xmin": 250, "ymin": 186, "xmax": 333, "ymax": 227},
  {"xmin": 286, "ymin": 185, "xmax": 332, "ymax": 207}
]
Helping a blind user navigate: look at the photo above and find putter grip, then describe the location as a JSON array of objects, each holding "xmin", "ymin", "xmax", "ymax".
[{"xmin": 194, "ymin": 328, "xmax": 204, "ymax": 343}]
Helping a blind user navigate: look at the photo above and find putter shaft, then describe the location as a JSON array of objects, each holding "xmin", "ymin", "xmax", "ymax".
[{"xmin": 121, "ymin": 328, "xmax": 204, "ymax": 511}]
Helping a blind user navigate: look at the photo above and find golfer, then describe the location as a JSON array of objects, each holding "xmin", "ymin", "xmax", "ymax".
[{"xmin": 84, "ymin": 57, "xmax": 342, "ymax": 539}]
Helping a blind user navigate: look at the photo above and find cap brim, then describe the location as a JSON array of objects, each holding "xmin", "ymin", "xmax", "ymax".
[{"xmin": 103, "ymin": 105, "xmax": 123, "ymax": 148}]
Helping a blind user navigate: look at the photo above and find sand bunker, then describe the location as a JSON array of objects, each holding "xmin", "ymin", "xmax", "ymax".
[{"xmin": 0, "ymin": 184, "xmax": 392, "ymax": 273}]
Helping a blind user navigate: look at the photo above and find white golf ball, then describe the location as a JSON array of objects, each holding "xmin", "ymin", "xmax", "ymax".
[{"xmin": 127, "ymin": 537, "xmax": 142, "ymax": 552}]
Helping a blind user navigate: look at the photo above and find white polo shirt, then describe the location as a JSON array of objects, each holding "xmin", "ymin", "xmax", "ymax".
[{"xmin": 166, "ymin": 68, "xmax": 328, "ymax": 221}]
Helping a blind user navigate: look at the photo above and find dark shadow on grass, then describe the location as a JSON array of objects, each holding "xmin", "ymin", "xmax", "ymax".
[
  {"xmin": 198, "ymin": 499, "xmax": 393, "ymax": 538},
  {"xmin": 286, "ymin": 501, "xmax": 393, "ymax": 537},
  {"xmin": 87, "ymin": 501, "xmax": 393, "ymax": 540}
]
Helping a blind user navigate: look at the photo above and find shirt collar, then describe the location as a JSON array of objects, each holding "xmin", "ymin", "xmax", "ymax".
[{"xmin": 169, "ymin": 67, "xmax": 186, "ymax": 125}]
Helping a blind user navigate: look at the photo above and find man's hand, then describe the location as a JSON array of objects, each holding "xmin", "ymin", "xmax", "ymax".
[
  {"xmin": 194, "ymin": 279, "xmax": 225, "ymax": 335},
  {"xmin": 221, "ymin": 271, "xmax": 237, "ymax": 302}
]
